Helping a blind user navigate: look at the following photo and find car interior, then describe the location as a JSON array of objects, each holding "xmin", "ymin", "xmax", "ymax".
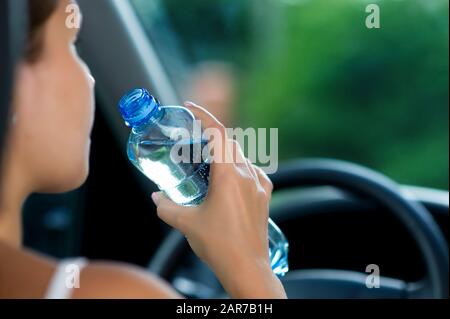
[{"xmin": 1, "ymin": 0, "xmax": 448, "ymax": 299}]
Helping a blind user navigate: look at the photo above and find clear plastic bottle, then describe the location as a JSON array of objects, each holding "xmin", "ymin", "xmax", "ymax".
[{"xmin": 118, "ymin": 88, "xmax": 289, "ymax": 276}]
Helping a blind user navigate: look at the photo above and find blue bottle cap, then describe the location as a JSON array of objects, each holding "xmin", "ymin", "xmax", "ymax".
[{"xmin": 118, "ymin": 88, "xmax": 161, "ymax": 127}]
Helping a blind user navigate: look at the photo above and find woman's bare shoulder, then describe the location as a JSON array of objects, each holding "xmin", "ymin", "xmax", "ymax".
[
  {"xmin": 72, "ymin": 260, "xmax": 182, "ymax": 299},
  {"xmin": 0, "ymin": 242, "xmax": 57, "ymax": 298},
  {"xmin": 0, "ymin": 242, "xmax": 181, "ymax": 299}
]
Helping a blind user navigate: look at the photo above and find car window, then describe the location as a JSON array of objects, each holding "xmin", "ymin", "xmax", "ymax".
[{"xmin": 131, "ymin": 0, "xmax": 449, "ymax": 190}]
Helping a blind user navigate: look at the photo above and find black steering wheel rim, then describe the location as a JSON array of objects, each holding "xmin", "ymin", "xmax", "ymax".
[
  {"xmin": 271, "ymin": 159, "xmax": 448, "ymax": 298},
  {"xmin": 149, "ymin": 159, "xmax": 448, "ymax": 298}
]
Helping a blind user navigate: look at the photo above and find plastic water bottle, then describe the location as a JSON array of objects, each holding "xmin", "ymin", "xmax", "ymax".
[{"xmin": 118, "ymin": 88, "xmax": 289, "ymax": 276}]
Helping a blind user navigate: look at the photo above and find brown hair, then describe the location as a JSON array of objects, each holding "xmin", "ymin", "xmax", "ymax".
[{"xmin": 25, "ymin": 0, "xmax": 59, "ymax": 62}]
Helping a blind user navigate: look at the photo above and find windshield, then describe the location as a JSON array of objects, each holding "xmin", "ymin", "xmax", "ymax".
[{"xmin": 131, "ymin": 0, "xmax": 449, "ymax": 190}]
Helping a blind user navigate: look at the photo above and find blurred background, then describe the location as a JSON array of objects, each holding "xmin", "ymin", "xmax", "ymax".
[
  {"xmin": 19, "ymin": 0, "xmax": 448, "ymax": 279},
  {"xmin": 132, "ymin": 0, "xmax": 449, "ymax": 189}
]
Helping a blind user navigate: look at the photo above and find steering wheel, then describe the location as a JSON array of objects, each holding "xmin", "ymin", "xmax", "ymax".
[{"xmin": 148, "ymin": 159, "xmax": 448, "ymax": 298}]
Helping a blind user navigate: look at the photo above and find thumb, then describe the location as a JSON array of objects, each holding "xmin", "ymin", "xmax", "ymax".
[{"xmin": 151, "ymin": 192, "xmax": 196, "ymax": 233}]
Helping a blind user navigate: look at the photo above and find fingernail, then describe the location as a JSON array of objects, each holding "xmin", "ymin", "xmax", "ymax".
[
  {"xmin": 151, "ymin": 192, "xmax": 159, "ymax": 204},
  {"xmin": 184, "ymin": 101, "xmax": 195, "ymax": 107}
]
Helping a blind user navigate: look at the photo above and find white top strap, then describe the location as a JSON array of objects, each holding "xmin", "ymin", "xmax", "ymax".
[{"xmin": 45, "ymin": 258, "xmax": 88, "ymax": 299}]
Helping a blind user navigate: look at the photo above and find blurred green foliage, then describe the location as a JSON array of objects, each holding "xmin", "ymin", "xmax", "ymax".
[
  {"xmin": 133, "ymin": 0, "xmax": 449, "ymax": 189},
  {"xmin": 240, "ymin": 0, "xmax": 449, "ymax": 189}
]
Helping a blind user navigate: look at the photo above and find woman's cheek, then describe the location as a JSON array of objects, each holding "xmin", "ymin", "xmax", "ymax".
[
  {"xmin": 65, "ymin": 55, "xmax": 94, "ymax": 134},
  {"xmin": 75, "ymin": 58, "xmax": 95, "ymax": 133}
]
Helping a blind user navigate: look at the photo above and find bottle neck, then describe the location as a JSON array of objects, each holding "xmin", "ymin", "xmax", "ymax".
[{"xmin": 131, "ymin": 106, "xmax": 165, "ymax": 134}]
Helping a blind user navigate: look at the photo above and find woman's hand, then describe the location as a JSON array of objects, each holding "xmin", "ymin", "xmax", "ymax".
[{"xmin": 151, "ymin": 102, "xmax": 287, "ymax": 299}]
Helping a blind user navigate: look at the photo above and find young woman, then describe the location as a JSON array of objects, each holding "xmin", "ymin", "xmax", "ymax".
[{"xmin": 0, "ymin": 0, "xmax": 287, "ymax": 299}]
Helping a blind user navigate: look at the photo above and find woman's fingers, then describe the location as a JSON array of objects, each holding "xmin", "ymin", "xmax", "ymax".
[
  {"xmin": 184, "ymin": 101, "xmax": 223, "ymax": 130},
  {"xmin": 252, "ymin": 163, "xmax": 274, "ymax": 197},
  {"xmin": 152, "ymin": 192, "xmax": 196, "ymax": 233},
  {"xmin": 228, "ymin": 139, "xmax": 250, "ymax": 169},
  {"xmin": 182, "ymin": 102, "xmax": 272, "ymax": 197},
  {"xmin": 184, "ymin": 101, "xmax": 234, "ymax": 177},
  {"xmin": 228, "ymin": 139, "xmax": 268, "ymax": 196}
]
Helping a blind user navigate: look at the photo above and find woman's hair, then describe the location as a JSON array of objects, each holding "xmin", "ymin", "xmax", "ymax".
[{"xmin": 26, "ymin": 0, "xmax": 59, "ymax": 62}]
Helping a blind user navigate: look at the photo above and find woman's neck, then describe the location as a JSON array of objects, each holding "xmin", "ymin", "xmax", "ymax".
[
  {"xmin": 0, "ymin": 206, "xmax": 23, "ymax": 248},
  {"xmin": 0, "ymin": 157, "xmax": 30, "ymax": 248}
]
